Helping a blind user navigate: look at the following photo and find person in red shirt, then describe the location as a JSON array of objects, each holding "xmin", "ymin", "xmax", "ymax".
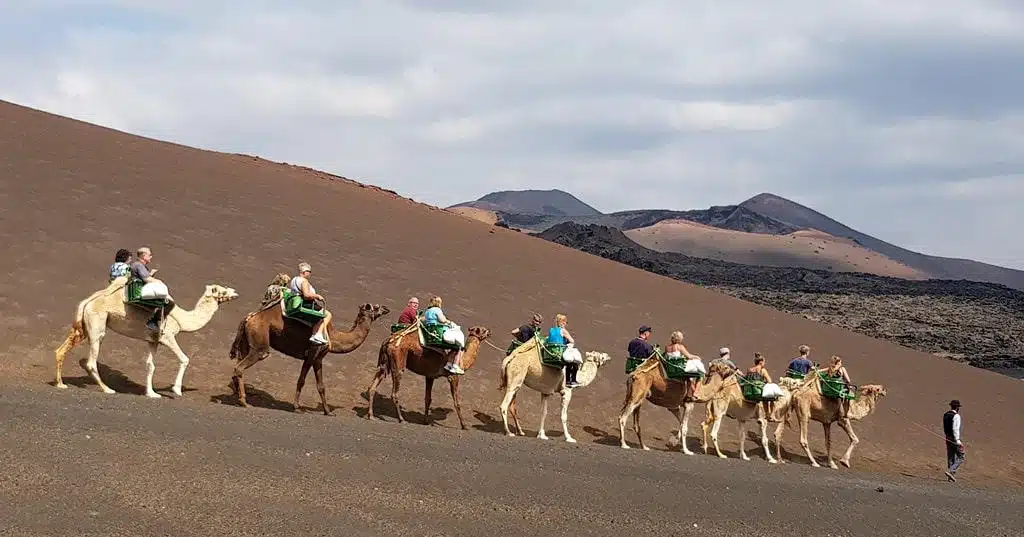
[{"xmin": 398, "ymin": 296, "xmax": 419, "ymax": 325}]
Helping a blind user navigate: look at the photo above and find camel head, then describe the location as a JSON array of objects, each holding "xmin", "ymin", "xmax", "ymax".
[
  {"xmin": 705, "ymin": 359, "xmax": 736, "ymax": 381},
  {"xmin": 358, "ymin": 303, "xmax": 391, "ymax": 322},
  {"xmin": 466, "ymin": 326, "xmax": 492, "ymax": 341},
  {"xmin": 777, "ymin": 376, "xmax": 804, "ymax": 390},
  {"xmin": 584, "ymin": 351, "xmax": 612, "ymax": 367},
  {"xmin": 204, "ymin": 284, "xmax": 240, "ymax": 303},
  {"xmin": 858, "ymin": 384, "xmax": 887, "ymax": 398},
  {"xmin": 269, "ymin": 273, "xmax": 290, "ymax": 287}
]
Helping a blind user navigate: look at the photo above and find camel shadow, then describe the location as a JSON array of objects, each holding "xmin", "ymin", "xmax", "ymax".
[
  {"xmin": 50, "ymin": 359, "xmax": 194, "ymax": 397},
  {"xmin": 471, "ymin": 410, "xmax": 511, "ymax": 434},
  {"xmin": 351, "ymin": 391, "xmax": 454, "ymax": 424},
  {"xmin": 208, "ymin": 384, "xmax": 338, "ymax": 414},
  {"xmin": 583, "ymin": 426, "xmax": 626, "ymax": 447}
]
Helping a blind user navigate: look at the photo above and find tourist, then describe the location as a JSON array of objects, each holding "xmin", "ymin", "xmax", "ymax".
[
  {"xmin": 627, "ymin": 325, "xmax": 656, "ymax": 361},
  {"xmin": 130, "ymin": 246, "xmax": 175, "ymax": 331},
  {"xmin": 423, "ymin": 296, "xmax": 466, "ymax": 375},
  {"xmin": 108, "ymin": 248, "xmax": 131, "ymax": 282},
  {"xmin": 289, "ymin": 262, "xmax": 333, "ymax": 345},
  {"xmin": 786, "ymin": 344, "xmax": 814, "ymax": 378},
  {"xmin": 398, "ymin": 296, "xmax": 419, "ymax": 325},
  {"xmin": 511, "ymin": 313, "xmax": 543, "ymax": 343},
  {"xmin": 548, "ymin": 314, "xmax": 581, "ymax": 388},
  {"xmin": 943, "ymin": 399, "xmax": 966, "ymax": 482}
]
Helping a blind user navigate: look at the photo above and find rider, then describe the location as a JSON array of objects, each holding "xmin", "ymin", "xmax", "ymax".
[
  {"xmin": 826, "ymin": 355, "xmax": 854, "ymax": 417},
  {"xmin": 548, "ymin": 314, "xmax": 580, "ymax": 388},
  {"xmin": 666, "ymin": 330, "xmax": 703, "ymax": 397},
  {"xmin": 627, "ymin": 325, "xmax": 656, "ymax": 361},
  {"xmin": 109, "ymin": 248, "xmax": 131, "ymax": 282},
  {"xmin": 786, "ymin": 344, "xmax": 814, "ymax": 378},
  {"xmin": 289, "ymin": 262, "xmax": 333, "ymax": 345},
  {"xmin": 130, "ymin": 247, "xmax": 175, "ymax": 331},
  {"xmin": 511, "ymin": 313, "xmax": 543, "ymax": 343},
  {"xmin": 398, "ymin": 296, "xmax": 420, "ymax": 325},
  {"xmin": 716, "ymin": 347, "xmax": 739, "ymax": 371},
  {"xmin": 423, "ymin": 296, "xmax": 466, "ymax": 375}
]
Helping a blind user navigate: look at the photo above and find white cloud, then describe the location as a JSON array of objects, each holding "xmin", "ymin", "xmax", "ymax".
[{"xmin": 1, "ymin": 1, "xmax": 1023, "ymax": 269}]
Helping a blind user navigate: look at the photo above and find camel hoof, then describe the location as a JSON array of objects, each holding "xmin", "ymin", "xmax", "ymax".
[
  {"xmin": 565, "ymin": 437, "xmax": 577, "ymax": 444},
  {"xmin": 145, "ymin": 391, "xmax": 162, "ymax": 399},
  {"xmin": 621, "ymin": 444, "xmax": 630, "ymax": 449},
  {"xmin": 171, "ymin": 387, "xmax": 183, "ymax": 397},
  {"xmin": 537, "ymin": 435, "xmax": 549, "ymax": 441},
  {"xmin": 323, "ymin": 410, "xmax": 335, "ymax": 417},
  {"xmin": 741, "ymin": 455, "xmax": 751, "ymax": 461},
  {"xmin": 768, "ymin": 459, "xmax": 779, "ymax": 464},
  {"xmin": 682, "ymin": 450, "xmax": 694, "ymax": 456},
  {"xmin": 55, "ymin": 382, "xmax": 68, "ymax": 390},
  {"xmin": 718, "ymin": 454, "xmax": 728, "ymax": 459},
  {"xmin": 642, "ymin": 446, "xmax": 651, "ymax": 451},
  {"xmin": 829, "ymin": 462, "xmax": 839, "ymax": 470},
  {"xmin": 507, "ymin": 432, "xmax": 516, "ymax": 437},
  {"xmin": 101, "ymin": 387, "xmax": 116, "ymax": 395},
  {"xmin": 840, "ymin": 459, "xmax": 851, "ymax": 468}
]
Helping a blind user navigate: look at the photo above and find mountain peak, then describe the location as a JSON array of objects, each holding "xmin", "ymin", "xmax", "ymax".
[{"xmin": 449, "ymin": 189, "xmax": 602, "ymax": 217}]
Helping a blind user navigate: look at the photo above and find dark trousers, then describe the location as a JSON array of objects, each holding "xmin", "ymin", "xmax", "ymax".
[{"xmin": 946, "ymin": 441, "xmax": 965, "ymax": 473}]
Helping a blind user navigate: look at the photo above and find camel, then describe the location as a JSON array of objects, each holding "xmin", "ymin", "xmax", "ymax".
[
  {"xmin": 771, "ymin": 369, "xmax": 888, "ymax": 469},
  {"xmin": 497, "ymin": 337, "xmax": 612, "ymax": 443},
  {"xmin": 699, "ymin": 360, "xmax": 786, "ymax": 463},
  {"xmin": 228, "ymin": 298, "xmax": 390, "ymax": 415},
  {"xmin": 365, "ymin": 322, "xmax": 492, "ymax": 429},
  {"xmin": 54, "ymin": 276, "xmax": 239, "ymax": 398},
  {"xmin": 616, "ymin": 357, "xmax": 723, "ymax": 454}
]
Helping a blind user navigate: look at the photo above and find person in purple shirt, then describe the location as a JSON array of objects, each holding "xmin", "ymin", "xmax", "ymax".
[{"xmin": 627, "ymin": 325, "xmax": 656, "ymax": 360}]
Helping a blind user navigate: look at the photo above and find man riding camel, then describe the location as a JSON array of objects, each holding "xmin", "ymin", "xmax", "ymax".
[{"xmin": 130, "ymin": 246, "xmax": 175, "ymax": 331}]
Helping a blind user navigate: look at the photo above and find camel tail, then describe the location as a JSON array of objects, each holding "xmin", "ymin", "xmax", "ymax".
[
  {"xmin": 55, "ymin": 322, "xmax": 86, "ymax": 363},
  {"xmin": 376, "ymin": 340, "xmax": 394, "ymax": 378},
  {"xmin": 497, "ymin": 354, "xmax": 516, "ymax": 392},
  {"xmin": 228, "ymin": 316, "xmax": 251, "ymax": 360}
]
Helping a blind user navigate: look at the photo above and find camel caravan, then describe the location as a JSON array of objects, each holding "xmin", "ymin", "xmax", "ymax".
[{"xmin": 52, "ymin": 248, "xmax": 888, "ymax": 471}]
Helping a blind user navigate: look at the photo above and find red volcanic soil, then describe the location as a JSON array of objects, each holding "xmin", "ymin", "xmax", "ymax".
[
  {"xmin": 627, "ymin": 219, "xmax": 930, "ymax": 279},
  {"xmin": 1, "ymin": 99, "xmax": 1021, "ymax": 488}
]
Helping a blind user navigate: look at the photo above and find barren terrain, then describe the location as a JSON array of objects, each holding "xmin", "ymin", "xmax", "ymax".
[
  {"xmin": 626, "ymin": 219, "xmax": 928, "ymax": 279},
  {"xmin": 1, "ymin": 98, "xmax": 1022, "ymax": 506}
]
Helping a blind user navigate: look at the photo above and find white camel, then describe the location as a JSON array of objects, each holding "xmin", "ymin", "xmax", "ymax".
[
  {"xmin": 54, "ymin": 276, "xmax": 239, "ymax": 398},
  {"xmin": 497, "ymin": 338, "xmax": 612, "ymax": 443}
]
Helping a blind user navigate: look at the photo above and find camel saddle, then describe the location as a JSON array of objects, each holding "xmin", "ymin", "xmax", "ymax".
[
  {"xmin": 124, "ymin": 277, "xmax": 168, "ymax": 310},
  {"xmin": 537, "ymin": 338, "xmax": 568, "ymax": 369},
  {"xmin": 659, "ymin": 355, "xmax": 703, "ymax": 383},
  {"xmin": 280, "ymin": 289, "xmax": 327, "ymax": 326},
  {"xmin": 818, "ymin": 372, "xmax": 857, "ymax": 400},
  {"xmin": 419, "ymin": 323, "xmax": 463, "ymax": 352}
]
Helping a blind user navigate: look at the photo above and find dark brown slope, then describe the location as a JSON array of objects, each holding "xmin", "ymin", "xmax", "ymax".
[
  {"xmin": 1, "ymin": 99, "xmax": 1022, "ymax": 488},
  {"xmin": 450, "ymin": 189, "xmax": 602, "ymax": 217},
  {"xmin": 741, "ymin": 193, "xmax": 1024, "ymax": 290}
]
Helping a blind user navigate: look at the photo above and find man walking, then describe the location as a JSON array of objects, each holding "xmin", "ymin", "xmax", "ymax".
[{"xmin": 943, "ymin": 399, "xmax": 965, "ymax": 482}]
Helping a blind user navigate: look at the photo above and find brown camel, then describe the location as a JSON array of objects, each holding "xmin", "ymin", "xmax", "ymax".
[
  {"xmin": 228, "ymin": 300, "xmax": 390, "ymax": 415},
  {"xmin": 700, "ymin": 360, "xmax": 785, "ymax": 463},
  {"xmin": 771, "ymin": 369, "xmax": 888, "ymax": 469},
  {"xmin": 365, "ymin": 322, "xmax": 491, "ymax": 429},
  {"xmin": 617, "ymin": 357, "xmax": 721, "ymax": 454}
]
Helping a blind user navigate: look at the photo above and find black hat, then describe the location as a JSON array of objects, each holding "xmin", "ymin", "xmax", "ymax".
[
  {"xmin": 949, "ymin": 399, "xmax": 961, "ymax": 409},
  {"xmin": 639, "ymin": 325, "xmax": 652, "ymax": 334}
]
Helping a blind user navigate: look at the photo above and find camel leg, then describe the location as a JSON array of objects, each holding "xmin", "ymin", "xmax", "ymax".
[
  {"xmin": 633, "ymin": 407, "xmax": 650, "ymax": 450},
  {"xmin": 773, "ymin": 421, "xmax": 787, "ymax": 463},
  {"xmin": 824, "ymin": 422, "xmax": 838, "ymax": 469},
  {"xmin": 700, "ymin": 408, "xmax": 713, "ymax": 454},
  {"xmin": 738, "ymin": 419, "xmax": 750, "ymax": 461},
  {"xmin": 617, "ymin": 397, "xmax": 641, "ymax": 449},
  {"xmin": 559, "ymin": 389, "xmax": 575, "ymax": 443},
  {"xmin": 760, "ymin": 416, "xmax": 778, "ymax": 464},
  {"xmin": 448, "ymin": 376, "xmax": 467, "ymax": 430},
  {"xmin": 293, "ymin": 359, "xmax": 313, "ymax": 413},
  {"xmin": 678, "ymin": 404, "xmax": 695, "ymax": 455},
  {"xmin": 143, "ymin": 341, "xmax": 162, "ymax": 399},
  {"xmin": 423, "ymin": 377, "xmax": 434, "ymax": 425},
  {"xmin": 365, "ymin": 368, "xmax": 387, "ymax": 420},
  {"xmin": 54, "ymin": 325, "xmax": 83, "ymax": 389},
  {"xmin": 390, "ymin": 366, "xmax": 404, "ymax": 423},
  {"xmin": 231, "ymin": 348, "xmax": 270, "ymax": 408},
  {"xmin": 799, "ymin": 414, "xmax": 820, "ymax": 467},
  {"xmin": 537, "ymin": 393, "xmax": 551, "ymax": 440},
  {"xmin": 498, "ymin": 383, "xmax": 521, "ymax": 437},
  {"xmin": 509, "ymin": 396, "xmax": 526, "ymax": 436},
  {"xmin": 312, "ymin": 357, "xmax": 333, "ymax": 416},
  {"xmin": 83, "ymin": 321, "xmax": 115, "ymax": 395},
  {"xmin": 710, "ymin": 407, "xmax": 727, "ymax": 459},
  {"xmin": 838, "ymin": 418, "xmax": 859, "ymax": 468},
  {"xmin": 158, "ymin": 334, "xmax": 190, "ymax": 397}
]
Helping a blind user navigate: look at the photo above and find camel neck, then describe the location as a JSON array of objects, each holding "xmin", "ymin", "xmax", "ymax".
[
  {"xmin": 327, "ymin": 315, "xmax": 371, "ymax": 353},
  {"xmin": 171, "ymin": 296, "xmax": 219, "ymax": 332}
]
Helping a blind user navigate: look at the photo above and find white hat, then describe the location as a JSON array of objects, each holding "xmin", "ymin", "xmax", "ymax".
[
  {"xmin": 298, "ymin": 262, "xmax": 312, "ymax": 273},
  {"xmin": 719, "ymin": 347, "xmax": 730, "ymax": 356}
]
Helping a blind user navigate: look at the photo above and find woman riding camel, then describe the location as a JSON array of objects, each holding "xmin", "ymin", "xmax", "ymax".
[
  {"xmin": 422, "ymin": 296, "xmax": 466, "ymax": 375},
  {"xmin": 826, "ymin": 355, "xmax": 854, "ymax": 417},
  {"xmin": 547, "ymin": 313, "xmax": 581, "ymax": 388},
  {"xmin": 665, "ymin": 330, "xmax": 704, "ymax": 397},
  {"xmin": 289, "ymin": 262, "xmax": 333, "ymax": 345}
]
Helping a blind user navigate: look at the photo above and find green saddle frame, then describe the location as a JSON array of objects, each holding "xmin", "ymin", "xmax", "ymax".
[
  {"xmin": 124, "ymin": 278, "xmax": 168, "ymax": 309},
  {"xmin": 784, "ymin": 369, "xmax": 807, "ymax": 380},
  {"xmin": 819, "ymin": 373, "xmax": 857, "ymax": 400},
  {"xmin": 625, "ymin": 357, "xmax": 646, "ymax": 375},
  {"xmin": 421, "ymin": 323, "xmax": 463, "ymax": 351},
  {"xmin": 661, "ymin": 356, "xmax": 704, "ymax": 382},
  {"xmin": 391, "ymin": 323, "xmax": 410, "ymax": 334},
  {"xmin": 281, "ymin": 289, "xmax": 327, "ymax": 326},
  {"xmin": 741, "ymin": 378, "xmax": 766, "ymax": 402},
  {"xmin": 538, "ymin": 339, "xmax": 567, "ymax": 369}
]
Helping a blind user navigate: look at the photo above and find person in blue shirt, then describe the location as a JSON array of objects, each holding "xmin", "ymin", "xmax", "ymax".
[
  {"xmin": 786, "ymin": 344, "xmax": 815, "ymax": 378},
  {"xmin": 108, "ymin": 248, "xmax": 132, "ymax": 282},
  {"xmin": 423, "ymin": 295, "xmax": 466, "ymax": 375},
  {"xmin": 547, "ymin": 314, "xmax": 580, "ymax": 387}
]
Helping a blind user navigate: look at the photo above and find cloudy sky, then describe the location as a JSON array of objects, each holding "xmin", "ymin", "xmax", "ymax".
[{"xmin": 1, "ymin": 1, "xmax": 1022, "ymax": 269}]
